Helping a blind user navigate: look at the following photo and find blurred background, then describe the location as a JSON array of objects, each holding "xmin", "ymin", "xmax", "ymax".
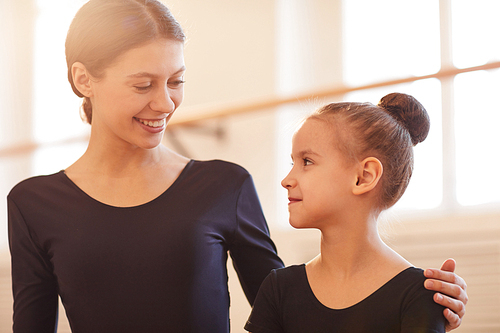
[{"xmin": 1, "ymin": 0, "xmax": 499, "ymax": 331}]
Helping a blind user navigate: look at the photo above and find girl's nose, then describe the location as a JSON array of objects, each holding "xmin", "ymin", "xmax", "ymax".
[{"xmin": 281, "ymin": 170, "xmax": 296, "ymax": 189}]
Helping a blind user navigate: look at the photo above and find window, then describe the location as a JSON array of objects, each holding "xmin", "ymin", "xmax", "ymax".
[
  {"xmin": 342, "ymin": 0, "xmax": 500, "ymax": 212},
  {"xmin": 33, "ymin": 0, "xmax": 89, "ymax": 174},
  {"xmin": 454, "ymin": 69, "xmax": 500, "ymax": 206},
  {"xmin": 451, "ymin": 0, "xmax": 500, "ymax": 68}
]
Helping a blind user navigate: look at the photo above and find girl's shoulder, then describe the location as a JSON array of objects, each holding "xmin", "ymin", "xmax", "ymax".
[
  {"xmin": 267, "ymin": 264, "xmax": 307, "ymax": 289},
  {"xmin": 273, "ymin": 264, "xmax": 306, "ymax": 278},
  {"xmin": 392, "ymin": 266, "xmax": 426, "ymax": 284}
]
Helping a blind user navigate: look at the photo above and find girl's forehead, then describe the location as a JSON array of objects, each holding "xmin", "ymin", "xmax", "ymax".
[
  {"xmin": 295, "ymin": 118, "xmax": 331, "ymax": 138},
  {"xmin": 292, "ymin": 119, "xmax": 334, "ymax": 149}
]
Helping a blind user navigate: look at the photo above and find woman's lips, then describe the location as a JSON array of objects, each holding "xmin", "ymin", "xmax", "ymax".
[{"xmin": 135, "ymin": 117, "xmax": 167, "ymax": 133}]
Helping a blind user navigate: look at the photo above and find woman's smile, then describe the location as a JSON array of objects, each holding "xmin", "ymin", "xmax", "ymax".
[
  {"xmin": 136, "ymin": 117, "xmax": 166, "ymax": 128},
  {"xmin": 86, "ymin": 39, "xmax": 185, "ymax": 149},
  {"xmin": 135, "ymin": 117, "xmax": 167, "ymax": 133}
]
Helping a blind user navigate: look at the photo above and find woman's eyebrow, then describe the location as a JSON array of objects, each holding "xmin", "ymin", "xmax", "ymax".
[{"xmin": 127, "ymin": 66, "xmax": 186, "ymax": 79}]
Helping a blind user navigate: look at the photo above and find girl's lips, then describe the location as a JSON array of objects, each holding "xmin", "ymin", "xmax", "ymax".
[{"xmin": 288, "ymin": 197, "xmax": 302, "ymax": 204}]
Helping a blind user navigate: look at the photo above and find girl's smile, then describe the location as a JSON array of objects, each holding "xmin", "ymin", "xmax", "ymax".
[
  {"xmin": 287, "ymin": 197, "xmax": 302, "ymax": 205},
  {"xmin": 282, "ymin": 118, "xmax": 357, "ymax": 229}
]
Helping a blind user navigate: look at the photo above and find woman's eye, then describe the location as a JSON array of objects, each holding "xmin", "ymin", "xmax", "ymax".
[
  {"xmin": 303, "ymin": 158, "xmax": 312, "ymax": 166},
  {"xmin": 168, "ymin": 80, "xmax": 185, "ymax": 88},
  {"xmin": 135, "ymin": 84, "xmax": 152, "ymax": 92}
]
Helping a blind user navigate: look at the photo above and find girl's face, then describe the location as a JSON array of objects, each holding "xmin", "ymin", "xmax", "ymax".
[
  {"xmin": 88, "ymin": 39, "xmax": 185, "ymax": 150},
  {"xmin": 281, "ymin": 118, "xmax": 358, "ymax": 229}
]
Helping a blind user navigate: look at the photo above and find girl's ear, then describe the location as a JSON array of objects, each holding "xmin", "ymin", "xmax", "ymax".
[
  {"xmin": 352, "ymin": 157, "xmax": 383, "ymax": 195},
  {"xmin": 71, "ymin": 62, "xmax": 93, "ymax": 97}
]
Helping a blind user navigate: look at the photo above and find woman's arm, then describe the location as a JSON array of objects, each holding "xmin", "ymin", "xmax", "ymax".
[
  {"xmin": 424, "ymin": 259, "xmax": 468, "ymax": 332},
  {"xmin": 8, "ymin": 196, "xmax": 59, "ymax": 333},
  {"xmin": 229, "ymin": 175, "xmax": 284, "ymax": 305}
]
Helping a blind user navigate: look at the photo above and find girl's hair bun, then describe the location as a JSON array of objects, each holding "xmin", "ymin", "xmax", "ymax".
[{"xmin": 378, "ymin": 93, "xmax": 430, "ymax": 145}]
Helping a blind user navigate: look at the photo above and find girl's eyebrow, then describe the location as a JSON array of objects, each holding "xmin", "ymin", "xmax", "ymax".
[
  {"xmin": 127, "ymin": 66, "xmax": 186, "ymax": 79},
  {"xmin": 291, "ymin": 149, "xmax": 321, "ymax": 159},
  {"xmin": 299, "ymin": 149, "xmax": 320, "ymax": 156}
]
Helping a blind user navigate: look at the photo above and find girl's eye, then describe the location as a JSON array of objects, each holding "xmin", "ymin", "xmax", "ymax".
[{"xmin": 303, "ymin": 158, "xmax": 312, "ymax": 166}]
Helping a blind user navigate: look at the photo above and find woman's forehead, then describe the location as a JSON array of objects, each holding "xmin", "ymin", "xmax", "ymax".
[{"xmin": 105, "ymin": 39, "xmax": 185, "ymax": 75}]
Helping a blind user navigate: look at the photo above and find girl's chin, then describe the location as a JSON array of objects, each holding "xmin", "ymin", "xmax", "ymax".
[{"xmin": 289, "ymin": 219, "xmax": 314, "ymax": 230}]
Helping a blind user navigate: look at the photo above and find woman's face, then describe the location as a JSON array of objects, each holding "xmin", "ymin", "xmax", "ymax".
[{"xmin": 88, "ymin": 38, "xmax": 185, "ymax": 150}]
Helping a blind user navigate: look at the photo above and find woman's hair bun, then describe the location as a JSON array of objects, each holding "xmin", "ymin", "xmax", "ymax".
[{"xmin": 378, "ymin": 92, "xmax": 430, "ymax": 145}]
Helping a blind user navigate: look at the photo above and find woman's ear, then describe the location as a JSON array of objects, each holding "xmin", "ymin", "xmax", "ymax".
[
  {"xmin": 352, "ymin": 157, "xmax": 383, "ymax": 195},
  {"xmin": 71, "ymin": 62, "xmax": 93, "ymax": 97}
]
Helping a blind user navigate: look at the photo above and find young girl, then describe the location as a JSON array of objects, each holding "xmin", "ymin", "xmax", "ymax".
[{"xmin": 245, "ymin": 93, "xmax": 450, "ymax": 332}]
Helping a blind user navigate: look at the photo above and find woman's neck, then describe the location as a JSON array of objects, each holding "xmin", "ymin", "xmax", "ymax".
[
  {"xmin": 64, "ymin": 141, "xmax": 190, "ymax": 208},
  {"xmin": 75, "ymin": 131, "xmax": 174, "ymax": 176}
]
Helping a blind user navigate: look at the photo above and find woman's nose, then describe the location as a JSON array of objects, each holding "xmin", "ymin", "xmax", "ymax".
[{"xmin": 150, "ymin": 86, "xmax": 175, "ymax": 113}]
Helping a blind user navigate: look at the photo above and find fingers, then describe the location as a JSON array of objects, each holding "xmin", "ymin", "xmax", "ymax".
[
  {"xmin": 424, "ymin": 268, "xmax": 467, "ymax": 295},
  {"xmin": 442, "ymin": 307, "xmax": 461, "ymax": 332},
  {"xmin": 424, "ymin": 278, "xmax": 468, "ymax": 307},
  {"xmin": 439, "ymin": 258, "xmax": 456, "ymax": 272},
  {"xmin": 432, "ymin": 291, "xmax": 466, "ymax": 317},
  {"xmin": 424, "ymin": 258, "xmax": 468, "ymax": 331}
]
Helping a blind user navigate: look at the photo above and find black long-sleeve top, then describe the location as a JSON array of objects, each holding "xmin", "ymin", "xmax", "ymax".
[
  {"xmin": 245, "ymin": 265, "xmax": 446, "ymax": 333},
  {"xmin": 8, "ymin": 159, "xmax": 284, "ymax": 333}
]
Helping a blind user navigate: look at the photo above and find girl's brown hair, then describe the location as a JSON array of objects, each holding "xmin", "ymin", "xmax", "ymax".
[
  {"xmin": 310, "ymin": 93, "xmax": 430, "ymax": 209},
  {"xmin": 65, "ymin": 0, "xmax": 186, "ymax": 124}
]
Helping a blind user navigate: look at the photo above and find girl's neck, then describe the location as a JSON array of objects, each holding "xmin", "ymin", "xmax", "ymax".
[
  {"xmin": 308, "ymin": 212, "xmax": 409, "ymax": 280},
  {"xmin": 316, "ymin": 223, "xmax": 383, "ymax": 276},
  {"xmin": 304, "ymin": 214, "xmax": 411, "ymax": 310}
]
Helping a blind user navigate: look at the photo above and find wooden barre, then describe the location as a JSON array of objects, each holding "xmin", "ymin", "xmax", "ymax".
[{"xmin": 2, "ymin": 61, "xmax": 500, "ymax": 158}]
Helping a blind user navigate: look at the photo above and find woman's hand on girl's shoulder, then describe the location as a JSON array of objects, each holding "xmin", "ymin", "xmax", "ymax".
[{"xmin": 424, "ymin": 258, "xmax": 468, "ymax": 331}]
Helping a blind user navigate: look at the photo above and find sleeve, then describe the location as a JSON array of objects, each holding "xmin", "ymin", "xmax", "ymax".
[
  {"xmin": 400, "ymin": 276, "xmax": 447, "ymax": 333},
  {"xmin": 8, "ymin": 196, "xmax": 59, "ymax": 333},
  {"xmin": 229, "ymin": 175, "xmax": 284, "ymax": 305},
  {"xmin": 244, "ymin": 270, "xmax": 284, "ymax": 333}
]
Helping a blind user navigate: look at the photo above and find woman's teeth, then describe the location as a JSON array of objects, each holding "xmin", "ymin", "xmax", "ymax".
[{"xmin": 138, "ymin": 119, "xmax": 164, "ymax": 128}]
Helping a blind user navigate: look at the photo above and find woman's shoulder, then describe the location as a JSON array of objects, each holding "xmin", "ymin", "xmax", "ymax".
[
  {"xmin": 188, "ymin": 159, "xmax": 252, "ymax": 181},
  {"xmin": 192, "ymin": 159, "xmax": 249, "ymax": 173},
  {"xmin": 8, "ymin": 171, "xmax": 67, "ymax": 199}
]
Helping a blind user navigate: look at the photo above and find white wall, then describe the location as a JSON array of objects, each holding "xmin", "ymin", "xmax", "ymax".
[{"xmin": 1, "ymin": 1, "xmax": 499, "ymax": 332}]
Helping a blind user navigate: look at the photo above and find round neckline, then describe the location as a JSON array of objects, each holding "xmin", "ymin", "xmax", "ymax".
[
  {"xmin": 59, "ymin": 159, "xmax": 194, "ymax": 209},
  {"xmin": 300, "ymin": 264, "xmax": 414, "ymax": 312}
]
